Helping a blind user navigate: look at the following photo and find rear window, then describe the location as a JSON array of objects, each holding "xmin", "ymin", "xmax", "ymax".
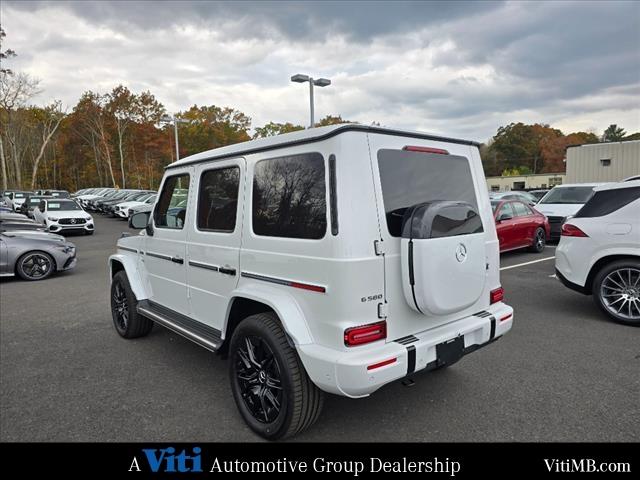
[
  {"xmin": 252, "ymin": 153, "xmax": 326, "ymax": 239},
  {"xmin": 574, "ymin": 187, "xmax": 640, "ymax": 218},
  {"xmin": 197, "ymin": 166, "xmax": 240, "ymax": 232},
  {"xmin": 377, "ymin": 149, "xmax": 480, "ymax": 237},
  {"xmin": 539, "ymin": 186, "xmax": 594, "ymax": 204}
]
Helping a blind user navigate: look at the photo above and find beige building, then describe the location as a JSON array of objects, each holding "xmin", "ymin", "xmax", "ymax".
[
  {"xmin": 485, "ymin": 172, "xmax": 565, "ymax": 192},
  {"xmin": 565, "ymin": 140, "xmax": 640, "ymax": 183}
]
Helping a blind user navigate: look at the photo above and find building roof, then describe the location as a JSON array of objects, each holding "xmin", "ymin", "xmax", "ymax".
[
  {"xmin": 565, "ymin": 139, "xmax": 640, "ymax": 152},
  {"xmin": 166, "ymin": 123, "xmax": 480, "ymax": 170}
]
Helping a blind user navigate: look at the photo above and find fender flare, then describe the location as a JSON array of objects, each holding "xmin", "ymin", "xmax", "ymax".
[
  {"xmin": 108, "ymin": 253, "xmax": 148, "ymax": 301},
  {"xmin": 227, "ymin": 282, "xmax": 313, "ymax": 346}
]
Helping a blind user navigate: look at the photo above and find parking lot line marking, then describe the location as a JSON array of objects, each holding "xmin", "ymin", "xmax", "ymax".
[{"xmin": 500, "ymin": 256, "xmax": 555, "ymax": 271}]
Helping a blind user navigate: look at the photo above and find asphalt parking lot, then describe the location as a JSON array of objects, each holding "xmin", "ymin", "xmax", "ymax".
[{"xmin": 1, "ymin": 216, "xmax": 638, "ymax": 442}]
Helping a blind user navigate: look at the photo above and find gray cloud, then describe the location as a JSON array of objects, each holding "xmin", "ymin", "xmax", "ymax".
[{"xmin": 2, "ymin": 0, "xmax": 639, "ymax": 141}]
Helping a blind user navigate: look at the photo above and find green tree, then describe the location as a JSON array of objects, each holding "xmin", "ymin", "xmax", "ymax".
[
  {"xmin": 316, "ymin": 114, "xmax": 351, "ymax": 127},
  {"xmin": 253, "ymin": 121, "xmax": 304, "ymax": 139},
  {"xmin": 176, "ymin": 105, "xmax": 251, "ymax": 158},
  {"xmin": 485, "ymin": 122, "xmax": 562, "ymax": 176},
  {"xmin": 602, "ymin": 124, "xmax": 626, "ymax": 142},
  {"xmin": 622, "ymin": 132, "xmax": 640, "ymax": 141}
]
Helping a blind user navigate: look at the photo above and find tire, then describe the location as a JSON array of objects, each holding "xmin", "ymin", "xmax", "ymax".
[
  {"xmin": 229, "ymin": 312, "xmax": 324, "ymax": 440},
  {"xmin": 593, "ymin": 260, "xmax": 640, "ymax": 326},
  {"xmin": 16, "ymin": 251, "xmax": 55, "ymax": 281},
  {"xmin": 528, "ymin": 227, "xmax": 546, "ymax": 253},
  {"xmin": 110, "ymin": 271, "xmax": 154, "ymax": 338}
]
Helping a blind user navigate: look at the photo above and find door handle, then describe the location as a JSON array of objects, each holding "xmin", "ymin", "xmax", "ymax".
[
  {"xmin": 171, "ymin": 256, "xmax": 184, "ymax": 264},
  {"xmin": 219, "ymin": 266, "xmax": 236, "ymax": 276}
]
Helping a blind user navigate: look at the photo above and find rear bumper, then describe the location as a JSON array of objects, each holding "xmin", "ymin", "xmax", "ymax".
[
  {"xmin": 298, "ymin": 303, "xmax": 514, "ymax": 398},
  {"xmin": 555, "ymin": 268, "xmax": 589, "ymax": 295}
]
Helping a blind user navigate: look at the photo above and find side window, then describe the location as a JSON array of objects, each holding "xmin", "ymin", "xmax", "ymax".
[
  {"xmin": 497, "ymin": 203, "xmax": 514, "ymax": 219},
  {"xmin": 575, "ymin": 187, "xmax": 640, "ymax": 218},
  {"xmin": 154, "ymin": 174, "xmax": 190, "ymax": 229},
  {"xmin": 197, "ymin": 166, "xmax": 240, "ymax": 232},
  {"xmin": 512, "ymin": 202, "xmax": 531, "ymax": 217},
  {"xmin": 252, "ymin": 153, "xmax": 326, "ymax": 239}
]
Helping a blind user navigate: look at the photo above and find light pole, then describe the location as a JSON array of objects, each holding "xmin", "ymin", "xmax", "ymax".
[
  {"xmin": 291, "ymin": 74, "xmax": 331, "ymax": 128},
  {"xmin": 161, "ymin": 114, "xmax": 189, "ymax": 161}
]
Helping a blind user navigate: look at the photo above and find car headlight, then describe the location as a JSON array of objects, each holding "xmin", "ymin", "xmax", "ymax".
[
  {"xmin": 85, "ymin": 216, "xmax": 92, "ymax": 221},
  {"xmin": 48, "ymin": 217, "xmax": 59, "ymax": 222}
]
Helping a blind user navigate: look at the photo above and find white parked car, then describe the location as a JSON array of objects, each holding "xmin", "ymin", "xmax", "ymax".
[
  {"xmin": 556, "ymin": 180, "xmax": 640, "ymax": 325},
  {"xmin": 114, "ymin": 193, "xmax": 156, "ymax": 219},
  {"xmin": 5, "ymin": 190, "xmax": 31, "ymax": 211},
  {"xmin": 536, "ymin": 183, "xmax": 602, "ymax": 241},
  {"xmin": 109, "ymin": 124, "xmax": 513, "ymax": 439},
  {"xmin": 33, "ymin": 198, "xmax": 95, "ymax": 235}
]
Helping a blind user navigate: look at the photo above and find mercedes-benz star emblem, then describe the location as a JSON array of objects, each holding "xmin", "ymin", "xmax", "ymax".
[{"xmin": 455, "ymin": 243, "xmax": 468, "ymax": 263}]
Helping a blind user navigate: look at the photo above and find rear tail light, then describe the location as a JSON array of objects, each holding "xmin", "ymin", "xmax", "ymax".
[
  {"xmin": 561, "ymin": 223, "xmax": 588, "ymax": 237},
  {"xmin": 367, "ymin": 357, "xmax": 397, "ymax": 371},
  {"xmin": 403, "ymin": 145, "xmax": 449, "ymax": 155},
  {"xmin": 490, "ymin": 287, "xmax": 504, "ymax": 304},
  {"xmin": 344, "ymin": 321, "xmax": 387, "ymax": 347}
]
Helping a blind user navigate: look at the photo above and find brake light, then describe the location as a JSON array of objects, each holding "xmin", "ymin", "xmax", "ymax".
[
  {"xmin": 490, "ymin": 287, "xmax": 504, "ymax": 304},
  {"xmin": 561, "ymin": 224, "xmax": 588, "ymax": 237},
  {"xmin": 344, "ymin": 321, "xmax": 387, "ymax": 347},
  {"xmin": 403, "ymin": 145, "xmax": 449, "ymax": 155},
  {"xmin": 367, "ymin": 357, "xmax": 397, "ymax": 371}
]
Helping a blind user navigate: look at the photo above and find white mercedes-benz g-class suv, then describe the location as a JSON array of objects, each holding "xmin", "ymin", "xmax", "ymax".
[{"xmin": 109, "ymin": 124, "xmax": 513, "ymax": 439}]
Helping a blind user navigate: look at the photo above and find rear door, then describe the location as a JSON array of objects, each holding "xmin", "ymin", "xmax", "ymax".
[
  {"xmin": 186, "ymin": 158, "xmax": 244, "ymax": 332},
  {"xmin": 367, "ymin": 134, "xmax": 490, "ymax": 340},
  {"xmin": 511, "ymin": 201, "xmax": 535, "ymax": 247}
]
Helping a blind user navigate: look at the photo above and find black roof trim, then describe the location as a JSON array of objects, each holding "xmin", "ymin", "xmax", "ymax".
[{"xmin": 166, "ymin": 124, "xmax": 480, "ymax": 170}]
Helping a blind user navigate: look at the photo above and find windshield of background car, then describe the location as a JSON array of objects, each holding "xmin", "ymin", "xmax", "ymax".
[
  {"xmin": 47, "ymin": 201, "xmax": 82, "ymax": 211},
  {"xmin": 28, "ymin": 197, "xmax": 45, "ymax": 205},
  {"xmin": 539, "ymin": 186, "xmax": 595, "ymax": 204},
  {"xmin": 14, "ymin": 192, "xmax": 27, "ymax": 198}
]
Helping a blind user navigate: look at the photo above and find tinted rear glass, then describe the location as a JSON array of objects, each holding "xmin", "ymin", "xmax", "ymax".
[
  {"xmin": 197, "ymin": 166, "xmax": 240, "ymax": 232},
  {"xmin": 252, "ymin": 153, "xmax": 326, "ymax": 239},
  {"xmin": 377, "ymin": 149, "xmax": 479, "ymax": 237},
  {"xmin": 575, "ymin": 187, "xmax": 640, "ymax": 218},
  {"xmin": 539, "ymin": 186, "xmax": 594, "ymax": 204}
]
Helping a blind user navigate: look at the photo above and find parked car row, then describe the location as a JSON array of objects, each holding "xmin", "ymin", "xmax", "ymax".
[{"xmin": 73, "ymin": 187, "xmax": 157, "ymax": 219}]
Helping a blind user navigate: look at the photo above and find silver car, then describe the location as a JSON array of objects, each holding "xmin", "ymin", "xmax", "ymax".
[{"xmin": 0, "ymin": 231, "xmax": 77, "ymax": 280}]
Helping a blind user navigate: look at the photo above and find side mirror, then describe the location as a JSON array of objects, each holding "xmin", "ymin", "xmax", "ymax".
[
  {"xmin": 129, "ymin": 211, "xmax": 150, "ymax": 230},
  {"xmin": 498, "ymin": 213, "xmax": 512, "ymax": 222}
]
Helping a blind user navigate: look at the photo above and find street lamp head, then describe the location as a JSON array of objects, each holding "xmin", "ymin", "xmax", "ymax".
[
  {"xmin": 291, "ymin": 74, "xmax": 310, "ymax": 83},
  {"xmin": 313, "ymin": 78, "xmax": 331, "ymax": 87}
]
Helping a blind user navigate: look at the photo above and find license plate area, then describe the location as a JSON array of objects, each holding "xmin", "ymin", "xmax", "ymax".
[{"xmin": 436, "ymin": 336, "xmax": 464, "ymax": 366}]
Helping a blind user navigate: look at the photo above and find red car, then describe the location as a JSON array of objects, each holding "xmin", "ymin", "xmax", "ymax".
[{"xmin": 491, "ymin": 199, "xmax": 550, "ymax": 253}]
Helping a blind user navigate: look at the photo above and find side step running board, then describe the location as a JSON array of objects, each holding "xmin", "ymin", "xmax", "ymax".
[{"xmin": 136, "ymin": 300, "xmax": 222, "ymax": 352}]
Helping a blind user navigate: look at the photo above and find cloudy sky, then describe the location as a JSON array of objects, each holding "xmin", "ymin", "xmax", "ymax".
[{"xmin": 2, "ymin": 0, "xmax": 639, "ymax": 141}]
